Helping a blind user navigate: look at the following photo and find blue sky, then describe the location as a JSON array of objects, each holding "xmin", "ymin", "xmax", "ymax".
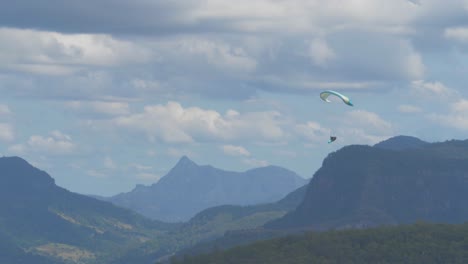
[{"xmin": 1, "ymin": 0, "xmax": 468, "ymax": 196}]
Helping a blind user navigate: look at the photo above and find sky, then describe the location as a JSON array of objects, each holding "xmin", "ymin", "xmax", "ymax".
[{"xmin": 1, "ymin": 0, "xmax": 468, "ymax": 196}]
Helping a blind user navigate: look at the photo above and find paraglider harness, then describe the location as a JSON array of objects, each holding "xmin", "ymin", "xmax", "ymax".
[{"xmin": 328, "ymin": 136, "xmax": 337, "ymax": 144}]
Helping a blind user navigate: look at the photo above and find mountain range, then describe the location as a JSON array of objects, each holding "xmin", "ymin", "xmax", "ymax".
[
  {"xmin": 102, "ymin": 156, "xmax": 307, "ymax": 222},
  {"xmin": 268, "ymin": 137, "xmax": 468, "ymax": 230},
  {"xmin": 0, "ymin": 156, "xmax": 175, "ymax": 264},
  {"xmin": 5, "ymin": 135, "xmax": 468, "ymax": 263}
]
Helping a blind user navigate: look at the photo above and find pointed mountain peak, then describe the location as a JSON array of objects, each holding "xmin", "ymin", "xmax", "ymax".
[
  {"xmin": 175, "ymin": 155, "xmax": 198, "ymax": 168},
  {"xmin": 173, "ymin": 156, "xmax": 198, "ymax": 169}
]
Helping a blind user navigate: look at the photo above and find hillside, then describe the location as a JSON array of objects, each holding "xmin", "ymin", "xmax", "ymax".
[
  {"xmin": 110, "ymin": 185, "xmax": 308, "ymax": 263},
  {"xmin": 0, "ymin": 156, "xmax": 175, "ymax": 264},
  {"xmin": 105, "ymin": 156, "xmax": 306, "ymax": 222},
  {"xmin": 373, "ymin": 135, "xmax": 428, "ymax": 150},
  {"xmin": 268, "ymin": 137, "xmax": 468, "ymax": 230},
  {"xmin": 171, "ymin": 222, "xmax": 468, "ymax": 264}
]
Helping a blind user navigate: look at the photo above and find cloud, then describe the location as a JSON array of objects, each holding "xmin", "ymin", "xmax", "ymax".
[
  {"xmin": 0, "ymin": 123, "xmax": 14, "ymax": 142},
  {"xmin": 338, "ymin": 110, "xmax": 394, "ymax": 144},
  {"xmin": 166, "ymin": 147, "xmax": 195, "ymax": 158},
  {"xmin": 8, "ymin": 144, "xmax": 25, "ymax": 154},
  {"xmin": 2, "ymin": 0, "xmax": 461, "ymax": 102},
  {"xmin": 345, "ymin": 110, "xmax": 392, "ymax": 132},
  {"xmin": 308, "ymin": 38, "xmax": 336, "ymax": 66},
  {"xmin": 9, "ymin": 130, "xmax": 75, "ymax": 155},
  {"xmin": 65, "ymin": 100, "xmax": 130, "ymax": 116},
  {"xmin": 111, "ymin": 101, "xmax": 286, "ymax": 144},
  {"xmin": 445, "ymin": 27, "xmax": 468, "ymax": 43},
  {"xmin": 0, "ymin": 28, "xmax": 151, "ymax": 75},
  {"xmin": 0, "ymin": 0, "xmax": 449, "ymax": 36},
  {"xmin": 221, "ymin": 144, "xmax": 251, "ymax": 157},
  {"xmin": 295, "ymin": 121, "xmax": 329, "ymax": 143},
  {"xmin": 243, "ymin": 158, "xmax": 269, "ymax": 167},
  {"xmin": 429, "ymin": 99, "xmax": 468, "ymax": 131},
  {"xmin": 87, "ymin": 169, "xmax": 108, "ymax": 178},
  {"xmin": 104, "ymin": 156, "xmax": 117, "ymax": 169},
  {"xmin": 135, "ymin": 173, "xmax": 162, "ymax": 181},
  {"xmin": 411, "ymin": 80, "xmax": 456, "ymax": 98},
  {"xmin": 398, "ymin": 104, "xmax": 423, "ymax": 113},
  {"xmin": 0, "ymin": 104, "xmax": 11, "ymax": 116}
]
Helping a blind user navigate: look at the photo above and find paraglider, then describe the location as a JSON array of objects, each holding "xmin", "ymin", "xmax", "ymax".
[
  {"xmin": 320, "ymin": 90, "xmax": 354, "ymax": 143},
  {"xmin": 320, "ymin": 90, "xmax": 353, "ymax": 106}
]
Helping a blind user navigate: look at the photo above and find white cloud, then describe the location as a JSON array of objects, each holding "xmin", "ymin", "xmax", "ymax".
[
  {"xmin": 135, "ymin": 173, "xmax": 162, "ymax": 181},
  {"xmin": 308, "ymin": 38, "xmax": 336, "ymax": 66},
  {"xmin": 221, "ymin": 145, "xmax": 251, "ymax": 157},
  {"xmin": 345, "ymin": 110, "xmax": 392, "ymax": 132},
  {"xmin": 9, "ymin": 131, "xmax": 75, "ymax": 155},
  {"xmin": 243, "ymin": 158, "xmax": 269, "ymax": 167},
  {"xmin": 50, "ymin": 130, "xmax": 72, "ymax": 141},
  {"xmin": 167, "ymin": 147, "xmax": 195, "ymax": 158},
  {"xmin": 0, "ymin": 1, "xmax": 437, "ymax": 101},
  {"xmin": 104, "ymin": 156, "xmax": 117, "ymax": 169},
  {"xmin": 338, "ymin": 127, "xmax": 391, "ymax": 145},
  {"xmin": 0, "ymin": 104, "xmax": 11, "ymax": 116},
  {"xmin": 189, "ymin": 0, "xmax": 420, "ymax": 34},
  {"xmin": 451, "ymin": 99, "xmax": 468, "ymax": 113},
  {"xmin": 8, "ymin": 144, "xmax": 25, "ymax": 155},
  {"xmin": 87, "ymin": 169, "xmax": 108, "ymax": 178},
  {"xmin": 146, "ymin": 149, "xmax": 157, "ymax": 157},
  {"xmin": 28, "ymin": 135, "xmax": 75, "ymax": 154},
  {"xmin": 430, "ymin": 99, "xmax": 468, "ymax": 131},
  {"xmin": 0, "ymin": 27, "xmax": 151, "ymax": 75},
  {"xmin": 411, "ymin": 80, "xmax": 455, "ymax": 98},
  {"xmin": 295, "ymin": 121, "xmax": 328, "ymax": 143},
  {"xmin": 398, "ymin": 104, "xmax": 423, "ymax": 113},
  {"xmin": 65, "ymin": 100, "xmax": 130, "ymax": 116},
  {"xmin": 128, "ymin": 163, "xmax": 152, "ymax": 171},
  {"xmin": 335, "ymin": 110, "xmax": 394, "ymax": 145},
  {"xmin": 444, "ymin": 27, "xmax": 468, "ymax": 43},
  {"xmin": 111, "ymin": 101, "xmax": 286, "ymax": 144},
  {"xmin": 0, "ymin": 123, "xmax": 14, "ymax": 142}
]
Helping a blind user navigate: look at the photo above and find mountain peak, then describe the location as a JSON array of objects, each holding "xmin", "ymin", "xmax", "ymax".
[
  {"xmin": 0, "ymin": 156, "xmax": 55, "ymax": 188},
  {"xmin": 373, "ymin": 135, "xmax": 428, "ymax": 151},
  {"xmin": 175, "ymin": 155, "xmax": 197, "ymax": 167}
]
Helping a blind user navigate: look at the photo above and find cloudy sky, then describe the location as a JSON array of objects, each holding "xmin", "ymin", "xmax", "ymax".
[{"xmin": 1, "ymin": 0, "xmax": 468, "ymax": 195}]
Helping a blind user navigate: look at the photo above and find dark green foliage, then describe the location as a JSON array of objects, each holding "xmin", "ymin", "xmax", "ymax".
[{"xmin": 172, "ymin": 222, "xmax": 468, "ymax": 264}]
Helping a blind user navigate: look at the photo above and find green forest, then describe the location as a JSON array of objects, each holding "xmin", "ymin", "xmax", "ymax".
[{"xmin": 170, "ymin": 222, "xmax": 468, "ymax": 264}]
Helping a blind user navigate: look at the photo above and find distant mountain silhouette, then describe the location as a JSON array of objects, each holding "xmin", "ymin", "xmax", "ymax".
[
  {"xmin": 374, "ymin": 135, "xmax": 428, "ymax": 150},
  {"xmin": 268, "ymin": 137, "xmax": 468, "ymax": 230},
  {"xmin": 104, "ymin": 156, "xmax": 306, "ymax": 222},
  {"xmin": 0, "ymin": 156, "xmax": 173, "ymax": 264}
]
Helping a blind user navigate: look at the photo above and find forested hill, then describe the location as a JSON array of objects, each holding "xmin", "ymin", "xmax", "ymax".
[
  {"xmin": 268, "ymin": 137, "xmax": 468, "ymax": 230},
  {"xmin": 0, "ymin": 156, "xmax": 174, "ymax": 264},
  {"xmin": 171, "ymin": 222, "xmax": 468, "ymax": 264}
]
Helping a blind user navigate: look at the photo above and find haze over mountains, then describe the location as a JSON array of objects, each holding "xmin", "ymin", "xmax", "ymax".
[
  {"xmin": 4, "ymin": 135, "xmax": 468, "ymax": 263},
  {"xmin": 103, "ymin": 156, "xmax": 307, "ymax": 222}
]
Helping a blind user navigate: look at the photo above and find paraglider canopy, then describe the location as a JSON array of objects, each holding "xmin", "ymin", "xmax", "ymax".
[
  {"xmin": 328, "ymin": 136, "xmax": 337, "ymax": 144},
  {"xmin": 320, "ymin": 90, "xmax": 353, "ymax": 106}
]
